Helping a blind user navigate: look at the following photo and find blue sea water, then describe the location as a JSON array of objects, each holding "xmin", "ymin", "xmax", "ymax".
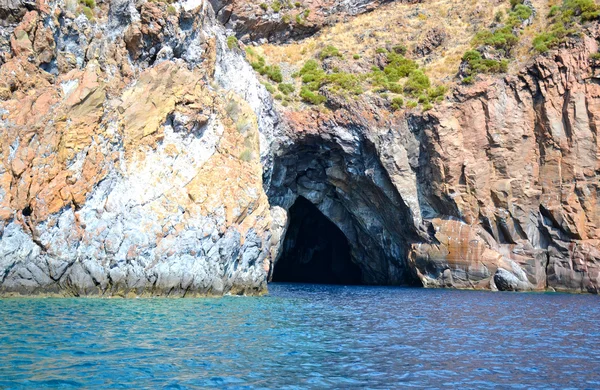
[{"xmin": 0, "ymin": 283, "xmax": 599, "ymax": 389}]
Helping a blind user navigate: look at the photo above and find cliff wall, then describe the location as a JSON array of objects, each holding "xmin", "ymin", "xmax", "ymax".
[{"xmin": 0, "ymin": 0, "xmax": 598, "ymax": 295}]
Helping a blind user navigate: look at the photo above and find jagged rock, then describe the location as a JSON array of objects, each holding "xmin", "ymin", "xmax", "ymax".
[
  {"xmin": 210, "ymin": 0, "xmax": 421, "ymax": 43},
  {"xmin": 0, "ymin": 0, "xmax": 275, "ymax": 297},
  {"xmin": 264, "ymin": 32, "xmax": 600, "ymax": 293},
  {"xmin": 0, "ymin": 0, "xmax": 35, "ymax": 26},
  {"xmin": 0, "ymin": 0, "xmax": 598, "ymax": 296},
  {"xmin": 413, "ymin": 27, "xmax": 445, "ymax": 58}
]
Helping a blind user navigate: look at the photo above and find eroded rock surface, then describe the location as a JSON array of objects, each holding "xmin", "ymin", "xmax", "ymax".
[
  {"xmin": 265, "ymin": 33, "xmax": 600, "ymax": 293},
  {"xmin": 0, "ymin": 0, "xmax": 276, "ymax": 296},
  {"xmin": 0, "ymin": 0, "xmax": 598, "ymax": 296},
  {"xmin": 209, "ymin": 0, "xmax": 419, "ymax": 43}
]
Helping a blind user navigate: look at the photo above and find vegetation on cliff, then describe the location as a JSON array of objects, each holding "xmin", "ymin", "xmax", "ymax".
[
  {"xmin": 533, "ymin": 0, "xmax": 600, "ymax": 52},
  {"xmin": 245, "ymin": 0, "xmax": 600, "ymax": 111},
  {"xmin": 245, "ymin": 41, "xmax": 448, "ymax": 111},
  {"xmin": 459, "ymin": 1, "xmax": 532, "ymax": 83}
]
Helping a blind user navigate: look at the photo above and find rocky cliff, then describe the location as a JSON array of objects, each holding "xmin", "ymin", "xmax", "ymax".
[{"xmin": 0, "ymin": 0, "xmax": 598, "ymax": 296}]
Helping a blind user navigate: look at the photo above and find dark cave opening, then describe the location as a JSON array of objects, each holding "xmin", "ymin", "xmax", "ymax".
[
  {"xmin": 22, "ymin": 206, "xmax": 32, "ymax": 217},
  {"xmin": 272, "ymin": 196, "xmax": 363, "ymax": 285}
]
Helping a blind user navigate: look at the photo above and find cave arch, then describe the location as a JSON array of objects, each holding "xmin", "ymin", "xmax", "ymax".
[
  {"xmin": 272, "ymin": 196, "xmax": 362, "ymax": 284},
  {"xmin": 266, "ymin": 132, "xmax": 425, "ymax": 287}
]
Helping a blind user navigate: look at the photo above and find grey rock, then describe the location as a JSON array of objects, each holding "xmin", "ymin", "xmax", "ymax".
[{"xmin": 0, "ymin": 0, "xmax": 34, "ymax": 26}]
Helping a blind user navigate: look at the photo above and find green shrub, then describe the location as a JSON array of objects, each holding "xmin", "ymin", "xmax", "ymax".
[
  {"xmin": 591, "ymin": 52, "xmax": 600, "ymax": 60},
  {"xmin": 472, "ymin": 27, "xmax": 519, "ymax": 55},
  {"xmin": 508, "ymin": 4, "xmax": 533, "ymax": 23},
  {"xmin": 300, "ymin": 59, "xmax": 319, "ymax": 73},
  {"xmin": 391, "ymin": 97, "xmax": 404, "ymax": 110},
  {"xmin": 325, "ymin": 72, "xmax": 363, "ymax": 94},
  {"xmin": 392, "ymin": 44, "xmax": 407, "ymax": 55},
  {"xmin": 167, "ymin": 4, "xmax": 176, "ymax": 14},
  {"xmin": 403, "ymin": 70, "xmax": 430, "ymax": 96},
  {"xmin": 274, "ymin": 93, "xmax": 283, "ymax": 100},
  {"xmin": 240, "ymin": 149, "xmax": 253, "ymax": 162},
  {"xmin": 406, "ymin": 101, "xmax": 418, "ymax": 108},
  {"xmin": 300, "ymin": 87, "xmax": 326, "ymax": 104},
  {"xmin": 423, "ymin": 102, "xmax": 433, "ymax": 111},
  {"xmin": 462, "ymin": 50, "xmax": 482, "ymax": 63},
  {"xmin": 549, "ymin": 5, "xmax": 561, "ymax": 16},
  {"xmin": 278, "ymin": 83, "xmax": 295, "ymax": 95},
  {"xmin": 319, "ymin": 45, "xmax": 342, "ymax": 60},
  {"xmin": 566, "ymin": 0, "xmax": 600, "ymax": 21},
  {"xmin": 386, "ymin": 82, "xmax": 403, "ymax": 94},
  {"xmin": 283, "ymin": 14, "xmax": 291, "ymax": 23},
  {"xmin": 272, "ymin": 1, "xmax": 281, "ymax": 12},
  {"xmin": 82, "ymin": 6, "xmax": 94, "ymax": 20},
  {"xmin": 384, "ymin": 52, "xmax": 419, "ymax": 81},
  {"xmin": 532, "ymin": 23, "xmax": 572, "ymax": 52},
  {"xmin": 299, "ymin": 59, "xmax": 326, "ymax": 89},
  {"xmin": 533, "ymin": 0, "xmax": 599, "ymax": 52},
  {"xmin": 532, "ymin": 33, "xmax": 553, "ymax": 53},
  {"xmin": 299, "ymin": 58, "xmax": 363, "ymax": 96},
  {"xmin": 478, "ymin": 58, "xmax": 508, "ymax": 73},
  {"xmin": 428, "ymin": 85, "xmax": 448, "ymax": 101},
  {"xmin": 462, "ymin": 76, "xmax": 474, "ymax": 84},
  {"xmin": 295, "ymin": 1, "xmax": 301, "ymax": 7},
  {"xmin": 262, "ymin": 82, "xmax": 275, "ymax": 93},
  {"xmin": 353, "ymin": 54, "xmax": 361, "ymax": 60},
  {"xmin": 250, "ymin": 55, "xmax": 266, "ymax": 72},
  {"xmin": 260, "ymin": 3, "xmax": 268, "ymax": 10},
  {"xmin": 265, "ymin": 65, "xmax": 283, "ymax": 82},
  {"xmin": 461, "ymin": 50, "xmax": 508, "ymax": 75},
  {"xmin": 80, "ymin": 0, "xmax": 95, "ymax": 9},
  {"xmin": 375, "ymin": 47, "xmax": 387, "ymax": 54},
  {"xmin": 366, "ymin": 52, "xmax": 419, "ymax": 92},
  {"xmin": 227, "ymin": 36, "xmax": 238, "ymax": 50}
]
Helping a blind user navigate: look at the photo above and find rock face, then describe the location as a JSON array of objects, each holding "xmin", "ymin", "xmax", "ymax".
[
  {"xmin": 209, "ymin": 0, "xmax": 419, "ymax": 43},
  {"xmin": 410, "ymin": 40, "xmax": 600, "ymax": 293},
  {"xmin": 0, "ymin": 0, "xmax": 34, "ymax": 26},
  {"xmin": 0, "ymin": 0, "xmax": 276, "ymax": 296},
  {"xmin": 0, "ymin": 0, "xmax": 598, "ymax": 296},
  {"xmin": 264, "ymin": 33, "xmax": 600, "ymax": 294}
]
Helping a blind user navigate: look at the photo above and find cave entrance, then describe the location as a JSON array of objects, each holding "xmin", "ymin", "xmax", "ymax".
[{"xmin": 272, "ymin": 196, "xmax": 363, "ymax": 285}]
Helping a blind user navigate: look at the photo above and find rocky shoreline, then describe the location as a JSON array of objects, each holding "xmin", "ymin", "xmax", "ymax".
[{"xmin": 0, "ymin": 0, "xmax": 598, "ymax": 296}]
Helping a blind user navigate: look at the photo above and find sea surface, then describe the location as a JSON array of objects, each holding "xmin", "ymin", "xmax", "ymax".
[{"xmin": 1, "ymin": 283, "xmax": 599, "ymax": 389}]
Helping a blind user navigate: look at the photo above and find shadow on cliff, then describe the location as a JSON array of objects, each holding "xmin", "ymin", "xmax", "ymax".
[{"xmin": 272, "ymin": 196, "xmax": 363, "ymax": 285}]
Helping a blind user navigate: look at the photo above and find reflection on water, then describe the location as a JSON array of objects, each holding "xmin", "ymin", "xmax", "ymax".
[{"xmin": 1, "ymin": 283, "xmax": 600, "ymax": 388}]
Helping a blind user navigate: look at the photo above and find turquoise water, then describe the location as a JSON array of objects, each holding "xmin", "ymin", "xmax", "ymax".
[{"xmin": 1, "ymin": 283, "xmax": 599, "ymax": 389}]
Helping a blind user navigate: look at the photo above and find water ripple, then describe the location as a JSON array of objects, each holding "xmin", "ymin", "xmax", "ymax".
[{"xmin": 0, "ymin": 284, "xmax": 599, "ymax": 388}]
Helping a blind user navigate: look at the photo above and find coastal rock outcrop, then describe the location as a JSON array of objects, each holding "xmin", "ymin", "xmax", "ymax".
[
  {"xmin": 0, "ymin": 0, "xmax": 598, "ymax": 296},
  {"xmin": 0, "ymin": 0, "xmax": 276, "ymax": 296},
  {"xmin": 264, "ymin": 32, "xmax": 600, "ymax": 293}
]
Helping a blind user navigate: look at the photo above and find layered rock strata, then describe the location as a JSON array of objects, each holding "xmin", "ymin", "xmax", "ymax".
[
  {"xmin": 0, "ymin": 0, "xmax": 598, "ymax": 296},
  {"xmin": 0, "ymin": 0, "xmax": 276, "ymax": 296},
  {"xmin": 265, "ymin": 29, "xmax": 600, "ymax": 293}
]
